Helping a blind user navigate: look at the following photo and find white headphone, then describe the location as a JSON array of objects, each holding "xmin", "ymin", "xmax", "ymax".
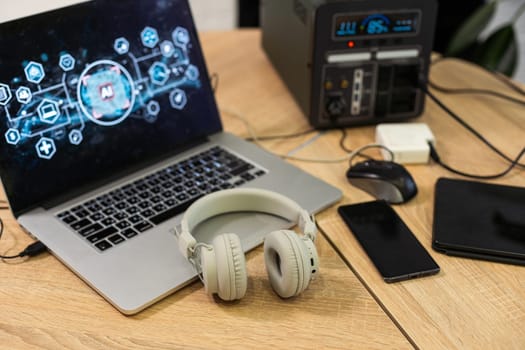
[{"xmin": 177, "ymin": 188, "xmax": 319, "ymax": 301}]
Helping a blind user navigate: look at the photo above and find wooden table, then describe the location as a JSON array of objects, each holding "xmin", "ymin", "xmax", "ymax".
[
  {"xmin": 205, "ymin": 30, "xmax": 525, "ymax": 349},
  {"xmin": 0, "ymin": 29, "xmax": 523, "ymax": 349},
  {"xmin": 0, "ymin": 30, "xmax": 410, "ymax": 350}
]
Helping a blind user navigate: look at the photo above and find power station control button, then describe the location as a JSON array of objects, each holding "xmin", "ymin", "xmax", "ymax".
[{"xmin": 324, "ymin": 81, "xmax": 334, "ymax": 90}]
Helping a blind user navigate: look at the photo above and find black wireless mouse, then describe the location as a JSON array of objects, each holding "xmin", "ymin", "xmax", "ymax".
[{"xmin": 346, "ymin": 160, "xmax": 418, "ymax": 204}]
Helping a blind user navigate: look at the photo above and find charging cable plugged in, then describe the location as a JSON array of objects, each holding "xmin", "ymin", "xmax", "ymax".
[{"xmin": 375, "ymin": 123, "xmax": 436, "ymax": 164}]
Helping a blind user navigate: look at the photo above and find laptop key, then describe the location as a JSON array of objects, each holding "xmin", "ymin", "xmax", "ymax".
[
  {"xmin": 122, "ymin": 228, "xmax": 138, "ymax": 239},
  {"xmin": 115, "ymin": 201, "xmax": 128, "ymax": 210},
  {"xmin": 57, "ymin": 211, "xmax": 70, "ymax": 218},
  {"xmin": 61, "ymin": 215, "xmax": 77, "ymax": 224},
  {"xmin": 95, "ymin": 240, "xmax": 112, "ymax": 251},
  {"xmin": 128, "ymin": 215, "xmax": 142, "ymax": 224},
  {"xmin": 141, "ymin": 209, "xmax": 156, "ymax": 218},
  {"xmin": 116, "ymin": 221, "xmax": 131, "ymax": 230},
  {"xmin": 71, "ymin": 218, "xmax": 92, "ymax": 231},
  {"xmin": 126, "ymin": 206, "xmax": 140, "ymax": 214},
  {"xmin": 138, "ymin": 201, "xmax": 151, "ymax": 209},
  {"xmin": 74, "ymin": 209, "xmax": 90, "ymax": 218},
  {"xmin": 108, "ymin": 234, "xmax": 125, "ymax": 245},
  {"xmin": 87, "ymin": 226, "xmax": 118, "ymax": 243},
  {"xmin": 90, "ymin": 212, "xmax": 105, "ymax": 221},
  {"xmin": 114, "ymin": 212, "xmax": 129, "ymax": 221},
  {"xmin": 153, "ymin": 204, "xmax": 167, "ymax": 213},
  {"xmin": 230, "ymin": 163, "xmax": 252, "ymax": 176},
  {"xmin": 135, "ymin": 221, "xmax": 153, "ymax": 232},
  {"xmin": 101, "ymin": 217, "xmax": 116, "ymax": 226},
  {"xmin": 79, "ymin": 223, "xmax": 104, "ymax": 237}
]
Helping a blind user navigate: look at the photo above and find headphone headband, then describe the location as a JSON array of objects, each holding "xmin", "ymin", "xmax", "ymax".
[{"xmin": 177, "ymin": 188, "xmax": 316, "ymax": 259}]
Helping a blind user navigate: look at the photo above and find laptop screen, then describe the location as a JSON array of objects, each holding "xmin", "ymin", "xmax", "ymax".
[{"xmin": 0, "ymin": 0, "xmax": 223, "ymax": 215}]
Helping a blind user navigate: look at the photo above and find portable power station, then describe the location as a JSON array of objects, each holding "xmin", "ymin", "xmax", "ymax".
[{"xmin": 261, "ymin": 0, "xmax": 438, "ymax": 128}]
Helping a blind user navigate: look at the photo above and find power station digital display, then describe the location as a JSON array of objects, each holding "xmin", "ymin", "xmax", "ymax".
[{"xmin": 334, "ymin": 11, "xmax": 419, "ymax": 38}]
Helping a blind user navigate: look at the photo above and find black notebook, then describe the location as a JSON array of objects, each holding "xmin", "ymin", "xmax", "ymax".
[{"xmin": 432, "ymin": 178, "xmax": 525, "ymax": 266}]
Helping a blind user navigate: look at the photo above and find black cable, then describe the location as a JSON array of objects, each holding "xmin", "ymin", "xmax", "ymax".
[
  {"xmin": 428, "ymin": 80, "xmax": 525, "ymax": 107},
  {"xmin": 429, "ymin": 57, "xmax": 525, "ymax": 106},
  {"xmin": 0, "ymin": 217, "xmax": 47, "ymax": 260},
  {"xmin": 428, "ymin": 142, "xmax": 525, "ymax": 179},
  {"xmin": 339, "ymin": 128, "xmax": 352, "ymax": 153},
  {"xmin": 489, "ymin": 71, "xmax": 525, "ymax": 96},
  {"xmin": 420, "ymin": 85, "xmax": 525, "ymax": 169}
]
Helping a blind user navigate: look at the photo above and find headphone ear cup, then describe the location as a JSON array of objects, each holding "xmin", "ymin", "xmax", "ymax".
[
  {"xmin": 264, "ymin": 230, "xmax": 312, "ymax": 298},
  {"xmin": 212, "ymin": 233, "xmax": 247, "ymax": 301}
]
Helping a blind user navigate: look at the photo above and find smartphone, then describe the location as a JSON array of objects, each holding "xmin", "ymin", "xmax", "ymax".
[{"xmin": 338, "ymin": 200, "xmax": 440, "ymax": 283}]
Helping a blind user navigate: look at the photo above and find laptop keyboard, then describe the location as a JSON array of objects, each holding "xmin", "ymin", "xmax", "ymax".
[{"xmin": 56, "ymin": 146, "xmax": 267, "ymax": 252}]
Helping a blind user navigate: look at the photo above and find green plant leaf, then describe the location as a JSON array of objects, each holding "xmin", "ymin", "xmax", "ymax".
[
  {"xmin": 474, "ymin": 24, "xmax": 517, "ymax": 76},
  {"xmin": 445, "ymin": 0, "xmax": 497, "ymax": 56}
]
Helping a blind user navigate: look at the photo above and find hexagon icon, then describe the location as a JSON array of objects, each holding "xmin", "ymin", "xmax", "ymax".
[
  {"xmin": 160, "ymin": 40, "xmax": 175, "ymax": 57},
  {"xmin": 147, "ymin": 100, "xmax": 160, "ymax": 116},
  {"xmin": 37, "ymin": 99, "xmax": 61, "ymax": 124},
  {"xmin": 59, "ymin": 53, "xmax": 76, "ymax": 71},
  {"xmin": 141, "ymin": 26, "xmax": 159, "ymax": 48},
  {"xmin": 24, "ymin": 61, "xmax": 45, "ymax": 84},
  {"xmin": 69, "ymin": 129, "xmax": 83, "ymax": 145},
  {"xmin": 148, "ymin": 62, "xmax": 170, "ymax": 86},
  {"xmin": 15, "ymin": 86, "xmax": 32, "ymax": 104},
  {"xmin": 185, "ymin": 65, "xmax": 199, "ymax": 81},
  {"xmin": 5, "ymin": 128, "xmax": 21, "ymax": 145},
  {"xmin": 169, "ymin": 89, "xmax": 187, "ymax": 110},
  {"xmin": 35, "ymin": 137, "xmax": 56, "ymax": 160},
  {"xmin": 173, "ymin": 27, "xmax": 190, "ymax": 46},
  {"xmin": 114, "ymin": 37, "xmax": 130, "ymax": 55},
  {"xmin": 0, "ymin": 83, "xmax": 12, "ymax": 106}
]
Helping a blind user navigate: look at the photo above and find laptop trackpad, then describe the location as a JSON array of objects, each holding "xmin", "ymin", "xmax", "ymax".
[{"xmin": 191, "ymin": 212, "xmax": 292, "ymax": 253}]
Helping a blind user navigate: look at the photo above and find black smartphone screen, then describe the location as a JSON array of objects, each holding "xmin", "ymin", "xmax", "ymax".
[{"xmin": 338, "ymin": 201, "xmax": 440, "ymax": 282}]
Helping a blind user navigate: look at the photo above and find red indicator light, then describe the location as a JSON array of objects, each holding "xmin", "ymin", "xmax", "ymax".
[{"xmin": 347, "ymin": 41, "xmax": 356, "ymax": 48}]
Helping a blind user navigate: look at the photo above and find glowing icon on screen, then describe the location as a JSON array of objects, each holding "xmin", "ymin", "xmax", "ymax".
[
  {"xmin": 114, "ymin": 37, "xmax": 130, "ymax": 55},
  {"xmin": 36, "ymin": 137, "xmax": 56, "ymax": 159},
  {"xmin": 5, "ymin": 128, "xmax": 21, "ymax": 145},
  {"xmin": 59, "ymin": 53, "xmax": 76, "ymax": 72},
  {"xmin": 24, "ymin": 61, "xmax": 46, "ymax": 84},
  {"xmin": 0, "ymin": 83, "xmax": 12, "ymax": 106},
  {"xmin": 141, "ymin": 26, "xmax": 159, "ymax": 48},
  {"xmin": 16, "ymin": 86, "xmax": 32, "ymax": 104},
  {"xmin": 37, "ymin": 99, "xmax": 61, "ymax": 124},
  {"xmin": 77, "ymin": 60, "xmax": 136, "ymax": 126},
  {"xmin": 170, "ymin": 88, "xmax": 187, "ymax": 110}
]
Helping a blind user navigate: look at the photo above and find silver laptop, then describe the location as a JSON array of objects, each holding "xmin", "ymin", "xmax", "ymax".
[{"xmin": 0, "ymin": 0, "xmax": 341, "ymax": 314}]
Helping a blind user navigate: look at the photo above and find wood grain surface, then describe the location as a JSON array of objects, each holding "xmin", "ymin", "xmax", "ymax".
[{"xmin": 0, "ymin": 30, "xmax": 413, "ymax": 350}]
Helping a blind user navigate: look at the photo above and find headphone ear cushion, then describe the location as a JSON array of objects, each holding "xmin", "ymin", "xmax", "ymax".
[
  {"xmin": 212, "ymin": 233, "xmax": 247, "ymax": 301},
  {"xmin": 264, "ymin": 230, "xmax": 311, "ymax": 298}
]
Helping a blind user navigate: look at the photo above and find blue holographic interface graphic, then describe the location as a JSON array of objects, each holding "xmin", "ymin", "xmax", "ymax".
[
  {"xmin": 2, "ymin": 25, "xmax": 199, "ymax": 160},
  {"xmin": 334, "ymin": 11, "xmax": 420, "ymax": 38},
  {"xmin": 0, "ymin": 0, "xmax": 223, "ymax": 215}
]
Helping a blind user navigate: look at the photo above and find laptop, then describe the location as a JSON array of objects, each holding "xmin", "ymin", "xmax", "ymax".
[
  {"xmin": 0, "ymin": 0, "xmax": 341, "ymax": 314},
  {"xmin": 432, "ymin": 178, "xmax": 525, "ymax": 266}
]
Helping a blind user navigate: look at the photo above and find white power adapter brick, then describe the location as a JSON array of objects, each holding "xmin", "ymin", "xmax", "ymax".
[{"xmin": 375, "ymin": 123, "xmax": 436, "ymax": 164}]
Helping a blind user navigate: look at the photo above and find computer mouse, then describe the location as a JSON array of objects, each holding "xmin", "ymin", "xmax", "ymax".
[{"xmin": 346, "ymin": 160, "xmax": 418, "ymax": 204}]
